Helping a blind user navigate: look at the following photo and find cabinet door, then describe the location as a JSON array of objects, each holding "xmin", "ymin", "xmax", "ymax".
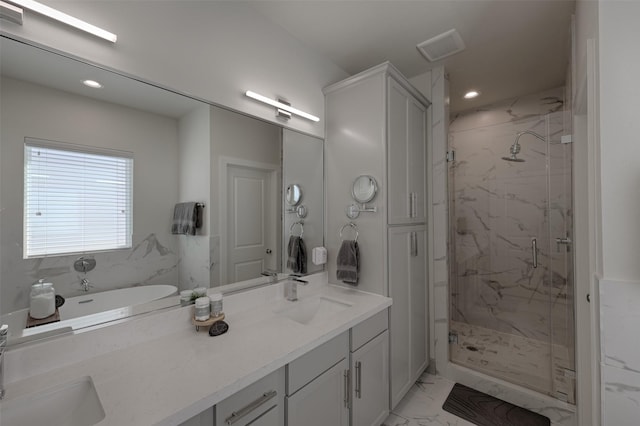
[
  {"xmin": 387, "ymin": 77, "xmax": 427, "ymax": 225},
  {"xmin": 388, "ymin": 226, "xmax": 428, "ymax": 408},
  {"xmin": 287, "ymin": 358, "xmax": 349, "ymax": 426},
  {"xmin": 351, "ymin": 331, "xmax": 389, "ymax": 426}
]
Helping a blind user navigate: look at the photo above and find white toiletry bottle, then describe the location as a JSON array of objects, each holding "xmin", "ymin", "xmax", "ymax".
[
  {"xmin": 30, "ymin": 279, "xmax": 56, "ymax": 319},
  {"xmin": 210, "ymin": 293, "xmax": 223, "ymax": 317},
  {"xmin": 194, "ymin": 296, "xmax": 211, "ymax": 321}
]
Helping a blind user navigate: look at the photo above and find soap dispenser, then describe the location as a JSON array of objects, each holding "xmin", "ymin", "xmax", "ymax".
[{"xmin": 29, "ymin": 279, "xmax": 56, "ymax": 319}]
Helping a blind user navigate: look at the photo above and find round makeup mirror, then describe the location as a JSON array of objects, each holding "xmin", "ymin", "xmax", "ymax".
[
  {"xmin": 352, "ymin": 175, "xmax": 378, "ymax": 204},
  {"xmin": 286, "ymin": 183, "xmax": 303, "ymax": 206}
]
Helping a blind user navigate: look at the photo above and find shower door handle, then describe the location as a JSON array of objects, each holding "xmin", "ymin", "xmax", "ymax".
[{"xmin": 531, "ymin": 238, "xmax": 538, "ymax": 268}]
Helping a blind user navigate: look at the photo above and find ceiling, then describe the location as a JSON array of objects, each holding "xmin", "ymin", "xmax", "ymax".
[{"xmin": 247, "ymin": 0, "xmax": 575, "ymax": 113}]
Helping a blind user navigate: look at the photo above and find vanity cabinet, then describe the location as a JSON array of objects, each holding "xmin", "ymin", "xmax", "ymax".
[
  {"xmin": 387, "ymin": 77, "xmax": 427, "ymax": 225},
  {"xmin": 214, "ymin": 368, "xmax": 285, "ymax": 426},
  {"xmin": 286, "ymin": 332, "xmax": 350, "ymax": 426},
  {"xmin": 350, "ymin": 310, "xmax": 389, "ymax": 426},
  {"xmin": 388, "ymin": 226, "xmax": 427, "ymax": 408}
]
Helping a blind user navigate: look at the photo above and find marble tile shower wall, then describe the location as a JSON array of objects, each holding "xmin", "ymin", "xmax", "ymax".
[{"xmin": 448, "ymin": 87, "xmax": 572, "ymax": 345}]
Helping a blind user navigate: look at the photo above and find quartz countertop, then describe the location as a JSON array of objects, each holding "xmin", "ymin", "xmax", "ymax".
[{"xmin": 1, "ymin": 274, "xmax": 391, "ymax": 425}]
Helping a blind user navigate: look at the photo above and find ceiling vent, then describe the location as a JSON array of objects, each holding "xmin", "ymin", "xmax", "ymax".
[{"xmin": 417, "ymin": 29, "xmax": 465, "ymax": 62}]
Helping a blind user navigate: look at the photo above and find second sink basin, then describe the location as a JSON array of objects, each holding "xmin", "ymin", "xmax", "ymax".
[
  {"xmin": 274, "ymin": 295, "xmax": 353, "ymax": 325},
  {"xmin": 0, "ymin": 376, "xmax": 105, "ymax": 426}
]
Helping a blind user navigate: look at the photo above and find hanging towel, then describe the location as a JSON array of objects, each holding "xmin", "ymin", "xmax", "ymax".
[
  {"xmin": 171, "ymin": 202, "xmax": 202, "ymax": 235},
  {"xmin": 287, "ymin": 236, "xmax": 307, "ymax": 274},
  {"xmin": 336, "ymin": 240, "xmax": 359, "ymax": 285}
]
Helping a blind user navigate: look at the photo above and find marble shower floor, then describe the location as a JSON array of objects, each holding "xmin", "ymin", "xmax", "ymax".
[
  {"xmin": 383, "ymin": 372, "xmax": 565, "ymax": 426},
  {"xmin": 449, "ymin": 321, "xmax": 574, "ymax": 402}
]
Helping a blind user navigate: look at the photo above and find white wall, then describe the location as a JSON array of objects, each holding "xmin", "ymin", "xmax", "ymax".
[
  {"xmin": 177, "ymin": 104, "xmax": 212, "ymax": 290},
  {"xmin": 0, "ymin": 1, "xmax": 348, "ymax": 138},
  {"xmin": 594, "ymin": 1, "xmax": 640, "ymax": 424},
  {"xmin": 0, "ymin": 77, "xmax": 179, "ymax": 313}
]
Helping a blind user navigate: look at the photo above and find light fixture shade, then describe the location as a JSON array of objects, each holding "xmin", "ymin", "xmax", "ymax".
[
  {"xmin": 10, "ymin": 0, "xmax": 117, "ymax": 43},
  {"xmin": 245, "ymin": 90, "xmax": 319, "ymax": 122}
]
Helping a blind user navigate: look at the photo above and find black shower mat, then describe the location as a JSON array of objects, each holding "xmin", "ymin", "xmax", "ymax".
[{"xmin": 442, "ymin": 383, "xmax": 550, "ymax": 426}]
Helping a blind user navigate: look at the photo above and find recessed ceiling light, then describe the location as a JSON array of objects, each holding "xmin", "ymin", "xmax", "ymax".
[
  {"xmin": 463, "ymin": 90, "xmax": 479, "ymax": 99},
  {"xmin": 83, "ymin": 80, "xmax": 103, "ymax": 89}
]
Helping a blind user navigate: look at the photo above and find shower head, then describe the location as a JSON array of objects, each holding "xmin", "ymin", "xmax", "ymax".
[{"xmin": 501, "ymin": 129, "xmax": 545, "ymax": 163}]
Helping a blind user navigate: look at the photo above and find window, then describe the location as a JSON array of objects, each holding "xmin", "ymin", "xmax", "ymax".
[{"xmin": 24, "ymin": 138, "xmax": 133, "ymax": 258}]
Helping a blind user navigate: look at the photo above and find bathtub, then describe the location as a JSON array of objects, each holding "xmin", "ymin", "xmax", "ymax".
[{"xmin": 2, "ymin": 284, "xmax": 178, "ymax": 344}]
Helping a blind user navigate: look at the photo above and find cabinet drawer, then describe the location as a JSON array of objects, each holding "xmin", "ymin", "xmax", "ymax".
[
  {"xmin": 350, "ymin": 309, "xmax": 388, "ymax": 352},
  {"xmin": 287, "ymin": 331, "xmax": 348, "ymax": 395},
  {"xmin": 215, "ymin": 368, "xmax": 285, "ymax": 426}
]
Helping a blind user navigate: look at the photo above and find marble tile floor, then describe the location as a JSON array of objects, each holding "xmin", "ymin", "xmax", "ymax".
[
  {"xmin": 449, "ymin": 321, "xmax": 574, "ymax": 402},
  {"xmin": 383, "ymin": 372, "xmax": 563, "ymax": 426}
]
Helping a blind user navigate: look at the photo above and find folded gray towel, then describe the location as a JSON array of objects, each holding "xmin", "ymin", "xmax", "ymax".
[
  {"xmin": 171, "ymin": 202, "xmax": 202, "ymax": 235},
  {"xmin": 287, "ymin": 236, "xmax": 307, "ymax": 274},
  {"xmin": 336, "ymin": 240, "xmax": 359, "ymax": 285}
]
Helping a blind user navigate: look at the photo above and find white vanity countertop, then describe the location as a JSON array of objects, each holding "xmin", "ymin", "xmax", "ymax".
[{"xmin": 2, "ymin": 274, "xmax": 391, "ymax": 425}]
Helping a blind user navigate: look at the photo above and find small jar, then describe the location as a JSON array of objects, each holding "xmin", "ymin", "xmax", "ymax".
[
  {"xmin": 194, "ymin": 296, "xmax": 211, "ymax": 321},
  {"xmin": 210, "ymin": 293, "xmax": 223, "ymax": 317},
  {"xmin": 180, "ymin": 290, "xmax": 194, "ymax": 307},
  {"xmin": 30, "ymin": 279, "xmax": 56, "ymax": 319}
]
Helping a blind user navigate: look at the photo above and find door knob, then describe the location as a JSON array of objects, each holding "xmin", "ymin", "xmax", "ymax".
[{"xmin": 265, "ymin": 249, "xmax": 272, "ymax": 254}]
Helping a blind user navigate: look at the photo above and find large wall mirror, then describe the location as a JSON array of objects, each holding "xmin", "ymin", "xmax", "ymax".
[{"xmin": 0, "ymin": 36, "xmax": 324, "ymax": 344}]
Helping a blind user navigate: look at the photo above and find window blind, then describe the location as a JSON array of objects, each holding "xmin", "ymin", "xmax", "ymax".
[{"xmin": 24, "ymin": 138, "xmax": 133, "ymax": 258}]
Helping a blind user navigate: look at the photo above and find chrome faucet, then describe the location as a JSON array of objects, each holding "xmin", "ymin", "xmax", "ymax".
[
  {"xmin": 285, "ymin": 276, "xmax": 309, "ymax": 301},
  {"xmin": 1, "ymin": 324, "xmax": 8, "ymax": 400},
  {"xmin": 261, "ymin": 269, "xmax": 279, "ymax": 283},
  {"xmin": 80, "ymin": 278, "xmax": 92, "ymax": 292}
]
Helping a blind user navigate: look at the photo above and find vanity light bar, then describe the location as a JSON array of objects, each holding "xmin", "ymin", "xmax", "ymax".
[
  {"xmin": 9, "ymin": 0, "xmax": 117, "ymax": 43},
  {"xmin": 245, "ymin": 90, "xmax": 320, "ymax": 122}
]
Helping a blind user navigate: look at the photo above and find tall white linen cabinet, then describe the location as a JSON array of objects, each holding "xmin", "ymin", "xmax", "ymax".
[{"xmin": 324, "ymin": 62, "xmax": 430, "ymax": 416}]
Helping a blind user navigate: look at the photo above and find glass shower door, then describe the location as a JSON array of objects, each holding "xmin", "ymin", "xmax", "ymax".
[{"xmin": 448, "ymin": 111, "xmax": 575, "ymax": 402}]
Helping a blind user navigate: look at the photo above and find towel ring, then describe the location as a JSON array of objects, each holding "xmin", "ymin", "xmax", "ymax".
[
  {"xmin": 339, "ymin": 222, "xmax": 359, "ymax": 242},
  {"xmin": 290, "ymin": 221, "xmax": 304, "ymax": 238}
]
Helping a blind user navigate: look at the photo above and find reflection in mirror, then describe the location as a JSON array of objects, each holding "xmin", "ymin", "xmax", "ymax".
[
  {"xmin": 0, "ymin": 36, "xmax": 324, "ymax": 344},
  {"xmin": 282, "ymin": 130, "xmax": 324, "ymax": 276},
  {"xmin": 352, "ymin": 175, "xmax": 378, "ymax": 203},
  {"xmin": 285, "ymin": 184, "xmax": 303, "ymax": 206}
]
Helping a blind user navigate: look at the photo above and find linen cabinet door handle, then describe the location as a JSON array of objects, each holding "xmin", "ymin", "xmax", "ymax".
[
  {"xmin": 225, "ymin": 390, "xmax": 277, "ymax": 425},
  {"xmin": 343, "ymin": 369, "xmax": 350, "ymax": 408},
  {"xmin": 531, "ymin": 238, "xmax": 538, "ymax": 269},
  {"xmin": 410, "ymin": 232, "xmax": 418, "ymax": 257},
  {"xmin": 411, "ymin": 192, "xmax": 418, "ymax": 218},
  {"xmin": 355, "ymin": 361, "xmax": 362, "ymax": 399},
  {"xmin": 408, "ymin": 193, "xmax": 413, "ymax": 218}
]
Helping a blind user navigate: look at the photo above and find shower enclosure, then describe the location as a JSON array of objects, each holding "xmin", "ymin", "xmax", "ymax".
[{"xmin": 448, "ymin": 108, "xmax": 575, "ymax": 403}]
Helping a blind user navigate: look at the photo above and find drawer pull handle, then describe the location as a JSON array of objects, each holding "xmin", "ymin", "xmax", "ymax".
[
  {"xmin": 343, "ymin": 369, "xmax": 350, "ymax": 408},
  {"xmin": 225, "ymin": 390, "xmax": 277, "ymax": 425},
  {"xmin": 355, "ymin": 361, "xmax": 362, "ymax": 399}
]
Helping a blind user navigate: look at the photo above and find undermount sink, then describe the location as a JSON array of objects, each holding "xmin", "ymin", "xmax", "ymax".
[
  {"xmin": 1, "ymin": 376, "xmax": 105, "ymax": 426},
  {"xmin": 274, "ymin": 295, "xmax": 353, "ymax": 325}
]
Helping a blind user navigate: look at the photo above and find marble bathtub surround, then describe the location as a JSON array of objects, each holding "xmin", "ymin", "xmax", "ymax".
[{"xmin": 448, "ymin": 87, "xmax": 574, "ymax": 401}]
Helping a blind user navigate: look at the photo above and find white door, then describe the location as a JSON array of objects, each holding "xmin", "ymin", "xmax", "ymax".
[
  {"xmin": 286, "ymin": 358, "xmax": 350, "ymax": 426},
  {"xmin": 351, "ymin": 331, "xmax": 389, "ymax": 426},
  {"xmin": 227, "ymin": 165, "xmax": 275, "ymax": 283}
]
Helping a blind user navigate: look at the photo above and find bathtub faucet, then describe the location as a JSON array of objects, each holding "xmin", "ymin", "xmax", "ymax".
[{"xmin": 80, "ymin": 278, "xmax": 93, "ymax": 292}]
